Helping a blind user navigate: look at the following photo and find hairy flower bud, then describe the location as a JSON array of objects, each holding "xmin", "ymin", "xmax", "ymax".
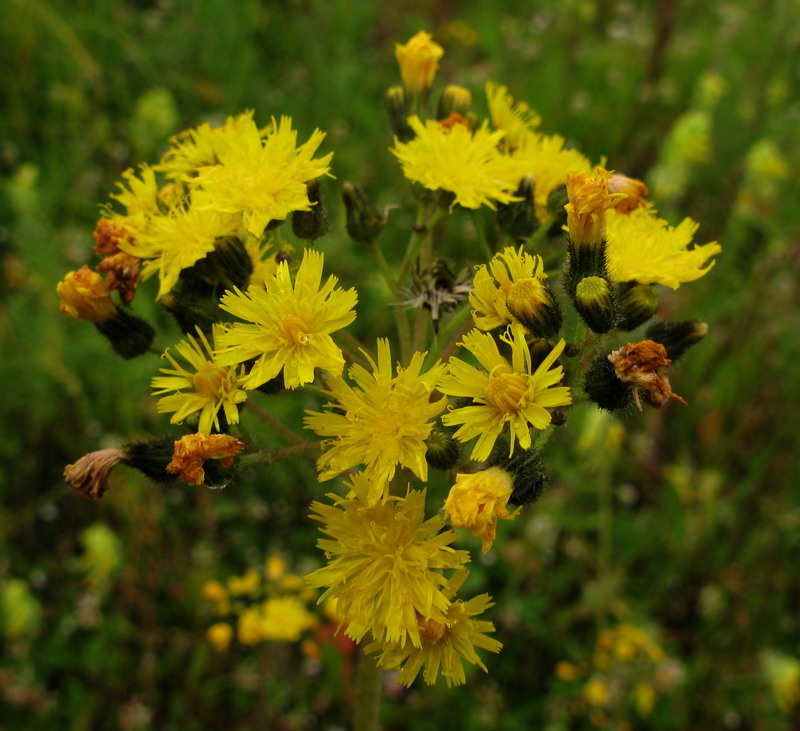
[
  {"xmin": 342, "ymin": 182, "xmax": 386, "ymax": 243},
  {"xmin": 617, "ymin": 281, "xmax": 660, "ymax": 331},
  {"xmin": 574, "ymin": 276, "xmax": 619, "ymax": 333},
  {"xmin": 292, "ymin": 180, "xmax": 332, "ymax": 241},
  {"xmin": 395, "ymin": 31, "xmax": 444, "ymax": 95},
  {"xmin": 645, "ymin": 320, "xmax": 708, "ymax": 361}
]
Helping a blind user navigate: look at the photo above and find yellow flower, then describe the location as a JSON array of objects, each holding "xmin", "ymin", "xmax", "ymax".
[
  {"xmin": 191, "ymin": 116, "xmax": 333, "ymax": 237},
  {"xmin": 565, "ymin": 167, "xmax": 625, "ymax": 248},
  {"xmin": 440, "ymin": 325, "xmax": 571, "ymax": 461},
  {"xmin": 202, "ymin": 580, "xmax": 228, "ymax": 604},
  {"xmin": 216, "ymin": 248, "xmax": 358, "ymax": 390},
  {"xmin": 304, "ymin": 339, "xmax": 447, "ymax": 502},
  {"xmin": 207, "ymin": 623, "xmax": 233, "ymax": 652},
  {"xmin": 165, "ymin": 433, "xmax": 244, "ymax": 486},
  {"xmin": 367, "ymin": 571, "xmax": 502, "ymax": 687},
  {"xmin": 583, "ymin": 678, "xmax": 611, "ymax": 706},
  {"xmin": 237, "ymin": 608, "xmax": 264, "ymax": 645},
  {"xmin": 152, "ymin": 325, "xmax": 247, "ymax": 435},
  {"xmin": 605, "ymin": 208, "xmax": 721, "ymax": 289},
  {"xmin": 227, "ymin": 568, "xmax": 261, "ymax": 597},
  {"xmin": 391, "ymin": 116, "xmax": 529, "ymax": 210},
  {"xmin": 260, "ymin": 596, "xmax": 318, "ymax": 641},
  {"xmin": 109, "ymin": 164, "xmax": 160, "ymax": 217},
  {"xmin": 469, "ymin": 246, "xmax": 548, "ymax": 331},
  {"xmin": 443, "ymin": 466, "xmax": 516, "ymax": 554},
  {"xmin": 265, "ymin": 556, "xmax": 287, "ymax": 582},
  {"xmin": 306, "ymin": 484, "xmax": 469, "ymax": 648},
  {"xmin": 510, "ymin": 131, "xmax": 591, "ymax": 219},
  {"xmin": 395, "ymin": 31, "xmax": 444, "ymax": 93},
  {"xmin": 57, "ymin": 266, "xmax": 117, "ymax": 323},
  {"xmin": 119, "ymin": 204, "xmax": 241, "ymax": 298},
  {"xmin": 486, "ymin": 82, "xmax": 540, "ymax": 152}
]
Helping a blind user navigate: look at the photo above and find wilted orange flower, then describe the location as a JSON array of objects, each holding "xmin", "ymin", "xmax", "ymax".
[
  {"xmin": 565, "ymin": 168, "xmax": 626, "ymax": 248},
  {"xmin": 93, "ymin": 218, "xmax": 133, "ymax": 256},
  {"xmin": 166, "ymin": 433, "xmax": 244, "ymax": 486},
  {"xmin": 608, "ymin": 173, "xmax": 649, "ymax": 213},
  {"xmin": 64, "ymin": 448, "xmax": 126, "ymax": 500},
  {"xmin": 57, "ymin": 266, "xmax": 118, "ymax": 323},
  {"xmin": 395, "ymin": 31, "xmax": 444, "ymax": 93},
  {"xmin": 97, "ymin": 251, "xmax": 140, "ymax": 307},
  {"xmin": 608, "ymin": 340, "xmax": 687, "ymax": 410}
]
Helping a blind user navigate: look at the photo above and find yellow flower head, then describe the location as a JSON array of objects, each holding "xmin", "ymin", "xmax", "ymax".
[
  {"xmin": 565, "ymin": 167, "xmax": 625, "ymax": 247},
  {"xmin": 227, "ymin": 568, "xmax": 261, "ymax": 597},
  {"xmin": 512, "ymin": 132, "xmax": 592, "ymax": 219},
  {"xmin": 119, "ymin": 204, "xmax": 241, "ymax": 298},
  {"xmin": 191, "ymin": 116, "xmax": 333, "ymax": 237},
  {"xmin": 165, "ymin": 433, "xmax": 244, "ymax": 486},
  {"xmin": 395, "ymin": 31, "xmax": 444, "ymax": 93},
  {"xmin": 391, "ymin": 116, "xmax": 529, "ymax": 210},
  {"xmin": 110, "ymin": 164, "xmax": 160, "ymax": 217},
  {"xmin": 207, "ymin": 623, "xmax": 233, "ymax": 652},
  {"xmin": 215, "ymin": 248, "xmax": 357, "ymax": 390},
  {"xmin": 304, "ymin": 339, "xmax": 447, "ymax": 502},
  {"xmin": 470, "ymin": 246, "xmax": 547, "ymax": 331},
  {"xmin": 486, "ymin": 82, "xmax": 541, "ymax": 152},
  {"xmin": 605, "ymin": 208, "xmax": 721, "ymax": 289},
  {"xmin": 440, "ymin": 325, "xmax": 571, "ymax": 461},
  {"xmin": 57, "ymin": 266, "xmax": 117, "ymax": 323},
  {"xmin": 444, "ymin": 466, "xmax": 516, "ymax": 554},
  {"xmin": 367, "ymin": 570, "xmax": 502, "ymax": 687},
  {"xmin": 260, "ymin": 596, "xmax": 319, "ymax": 642},
  {"xmin": 306, "ymin": 485, "xmax": 469, "ymax": 648},
  {"xmin": 152, "ymin": 325, "xmax": 247, "ymax": 435}
]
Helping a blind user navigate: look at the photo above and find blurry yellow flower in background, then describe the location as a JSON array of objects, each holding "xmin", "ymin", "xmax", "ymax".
[
  {"xmin": 152, "ymin": 325, "xmax": 247, "ymax": 435},
  {"xmin": 261, "ymin": 596, "xmax": 318, "ymax": 641},
  {"xmin": 443, "ymin": 467, "xmax": 517, "ymax": 554},
  {"xmin": 367, "ymin": 571, "xmax": 501, "ymax": 687},
  {"xmin": 395, "ymin": 31, "xmax": 443, "ymax": 94},
  {"xmin": 440, "ymin": 326, "xmax": 571, "ymax": 461},
  {"xmin": 304, "ymin": 339, "xmax": 447, "ymax": 502},
  {"xmin": 216, "ymin": 248, "xmax": 358, "ymax": 390},
  {"xmin": 306, "ymin": 487, "xmax": 469, "ymax": 648},
  {"xmin": 605, "ymin": 208, "xmax": 721, "ymax": 289},
  {"xmin": 207, "ymin": 622, "xmax": 233, "ymax": 652},
  {"xmin": 191, "ymin": 116, "xmax": 332, "ymax": 237},
  {"xmin": 391, "ymin": 116, "xmax": 529, "ymax": 210},
  {"xmin": 227, "ymin": 568, "xmax": 261, "ymax": 596}
]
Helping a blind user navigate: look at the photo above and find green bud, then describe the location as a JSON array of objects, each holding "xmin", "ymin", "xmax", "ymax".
[
  {"xmin": 95, "ymin": 306, "xmax": 155, "ymax": 359},
  {"xmin": 386, "ymin": 86, "xmax": 414, "ymax": 142},
  {"xmin": 425, "ymin": 428, "xmax": 461, "ymax": 471},
  {"xmin": 488, "ymin": 444, "xmax": 548, "ymax": 506},
  {"xmin": 646, "ymin": 320, "xmax": 708, "ymax": 361},
  {"xmin": 342, "ymin": 182, "xmax": 386, "ymax": 244},
  {"xmin": 210, "ymin": 236, "xmax": 253, "ymax": 291},
  {"xmin": 437, "ymin": 84, "xmax": 472, "ymax": 119},
  {"xmin": 574, "ymin": 276, "xmax": 619, "ymax": 333},
  {"xmin": 291, "ymin": 180, "xmax": 332, "ymax": 241},
  {"xmin": 617, "ymin": 282, "xmax": 660, "ymax": 331},
  {"xmin": 506, "ymin": 276, "xmax": 563, "ymax": 339},
  {"xmin": 122, "ymin": 438, "xmax": 180, "ymax": 483},
  {"xmin": 160, "ymin": 290, "xmax": 221, "ymax": 334},
  {"xmin": 564, "ymin": 239, "xmax": 610, "ymax": 298},
  {"xmin": 584, "ymin": 352, "xmax": 633, "ymax": 412},
  {"xmin": 497, "ymin": 174, "xmax": 538, "ymax": 240}
]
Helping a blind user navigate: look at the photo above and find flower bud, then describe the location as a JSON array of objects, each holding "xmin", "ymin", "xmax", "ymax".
[
  {"xmin": 159, "ymin": 291, "xmax": 221, "ymax": 334},
  {"xmin": 645, "ymin": 320, "xmax": 708, "ymax": 361},
  {"xmin": 386, "ymin": 86, "xmax": 414, "ymax": 142},
  {"xmin": 395, "ymin": 31, "xmax": 444, "ymax": 95},
  {"xmin": 291, "ymin": 180, "xmax": 332, "ymax": 241},
  {"xmin": 497, "ymin": 174, "xmax": 538, "ymax": 240},
  {"xmin": 608, "ymin": 173, "xmax": 649, "ymax": 213},
  {"xmin": 506, "ymin": 276, "xmax": 563, "ymax": 339},
  {"xmin": 424, "ymin": 428, "xmax": 460, "ymax": 471},
  {"xmin": 342, "ymin": 182, "xmax": 386, "ymax": 244},
  {"xmin": 122, "ymin": 438, "xmax": 181, "ymax": 483},
  {"xmin": 210, "ymin": 236, "xmax": 253, "ymax": 290},
  {"xmin": 574, "ymin": 276, "xmax": 619, "ymax": 333},
  {"xmin": 437, "ymin": 85, "xmax": 472, "ymax": 120},
  {"xmin": 616, "ymin": 282, "xmax": 659, "ymax": 331},
  {"xmin": 94, "ymin": 307, "xmax": 156, "ymax": 359},
  {"xmin": 489, "ymin": 446, "xmax": 548, "ymax": 507},
  {"xmin": 57, "ymin": 266, "xmax": 117, "ymax": 323},
  {"xmin": 584, "ymin": 353, "xmax": 634, "ymax": 412},
  {"xmin": 564, "ymin": 168, "xmax": 622, "ymax": 250}
]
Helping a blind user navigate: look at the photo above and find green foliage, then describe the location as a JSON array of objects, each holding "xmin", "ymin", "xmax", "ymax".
[{"xmin": 1, "ymin": 0, "xmax": 799, "ymax": 728}]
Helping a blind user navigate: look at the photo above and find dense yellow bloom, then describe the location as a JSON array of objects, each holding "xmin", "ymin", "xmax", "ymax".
[
  {"xmin": 306, "ymin": 485, "xmax": 469, "ymax": 648},
  {"xmin": 216, "ymin": 248, "xmax": 357, "ymax": 389},
  {"xmin": 605, "ymin": 208, "xmax": 721, "ymax": 289},
  {"xmin": 367, "ymin": 571, "xmax": 502, "ymax": 687},
  {"xmin": 110, "ymin": 164, "xmax": 160, "ymax": 217},
  {"xmin": 57, "ymin": 266, "xmax": 117, "ymax": 323},
  {"xmin": 304, "ymin": 340, "xmax": 447, "ymax": 501},
  {"xmin": 391, "ymin": 116, "xmax": 529, "ymax": 210},
  {"xmin": 207, "ymin": 623, "xmax": 233, "ymax": 652},
  {"xmin": 395, "ymin": 31, "xmax": 443, "ymax": 93},
  {"xmin": 486, "ymin": 82, "xmax": 541, "ymax": 152},
  {"xmin": 443, "ymin": 467, "xmax": 516, "ymax": 553},
  {"xmin": 152, "ymin": 325, "xmax": 247, "ymax": 435},
  {"xmin": 119, "ymin": 204, "xmax": 241, "ymax": 297},
  {"xmin": 440, "ymin": 325, "xmax": 571, "ymax": 461},
  {"xmin": 512, "ymin": 132, "xmax": 592, "ymax": 219},
  {"xmin": 470, "ymin": 246, "xmax": 548, "ymax": 331},
  {"xmin": 565, "ymin": 167, "xmax": 625, "ymax": 248},
  {"xmin": 191, "ymin": 116, "xmax": 333, "ymax": 237}
]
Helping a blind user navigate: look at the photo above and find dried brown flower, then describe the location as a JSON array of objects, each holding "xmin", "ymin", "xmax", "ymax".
[{"xmin": 608, "ymin": 340, "xmax": 687, "ymax": 410}]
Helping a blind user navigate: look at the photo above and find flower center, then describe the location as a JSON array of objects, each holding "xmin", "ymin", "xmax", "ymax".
[
  {"xmin": 418, "ymin": 616, "xmax": 446, "ymax": 645},
  {"xmin": 484, "ymin": 372, "xmax": 529, "ymax": 413},
  {"xmin": 193, "ymin": 362, "xmax": 229, "ymax": 399},
  {"xmin": 280, "ymin": 314, "xmax": 311, "ymax": 346}
]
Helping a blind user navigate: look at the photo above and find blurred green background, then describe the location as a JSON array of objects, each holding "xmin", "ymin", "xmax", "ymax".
[{"xmin": 1, "ymin": 0, "xmax": 799, "ymax": 728}]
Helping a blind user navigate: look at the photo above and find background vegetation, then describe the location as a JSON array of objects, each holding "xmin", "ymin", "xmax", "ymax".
[{"xmin": 1, "ymin": 0, "xmax": 799, "ymax": 728}]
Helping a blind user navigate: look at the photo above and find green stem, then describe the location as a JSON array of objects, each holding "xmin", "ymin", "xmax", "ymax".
[
  {"xmin": 527, "ymin": 215, "xmax": 555, "ymax": 249},
  {"xmin": 354, "ymin": 647, "xmax": 382, "ymax": 731},
  {"xmin": 245, "ymin": 401, "xmax": 306, "ymax": 444},
  {"xmin": 423, "ymin": 303, "xmax": 473, "ymax": 370},
  {"xmin": 471, "ymin": 210, "xmax": 494, "ymax": 261},
  {"xmin": 397, "ymin": 206, "xmax": 444, "ymax": 289},
  {"xmin": 534, "ymin": 425, "xmax": 555, "ymax": 452},
  {"xmin": 366, "ymin": 240, "xmax": 412, "ymax": 362},
  {"xmin": 240, "ymin": 441, "xmax": 322, "ymax": 467}
]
